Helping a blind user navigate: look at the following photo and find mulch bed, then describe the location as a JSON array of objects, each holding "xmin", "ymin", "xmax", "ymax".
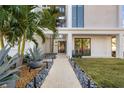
[{"xmin": 16, "ymin": 64, "xmax": 45, "ymax": 88}]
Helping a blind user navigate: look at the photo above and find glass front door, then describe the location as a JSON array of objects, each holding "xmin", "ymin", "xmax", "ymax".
[
  {"xmin": 58, "ymin": 41, "xmax": 66, "ymax": 53},
  {"xmin": 74, "ymin": 38, "xmax": 91, "ymax": 56}
]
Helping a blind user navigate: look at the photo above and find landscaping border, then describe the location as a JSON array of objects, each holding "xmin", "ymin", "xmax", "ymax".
[
  {"xmin": 25, "ymin": 62, "xmax": 53, "ymax": 88},
  {"xmin": 69, "ymin": 58, "xmax": 97, "ymax": 88}
]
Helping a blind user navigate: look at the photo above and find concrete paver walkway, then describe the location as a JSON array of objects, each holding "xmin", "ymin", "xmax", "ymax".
[{"xmin": 41, "ymin": 54, "xmax": 81, "ymax": 88}]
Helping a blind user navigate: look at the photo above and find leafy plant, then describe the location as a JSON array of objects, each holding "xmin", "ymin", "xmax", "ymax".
[
  {"xmin": 0, "ymin": 6, "xmax": 58, "ymax": 67},
  {"xmin": 0, "ymin": 45, "xmax": 20, "ymax": 87},
  {"xmin": 23, "ymin": 53, "xmax": 30, "ymax": 64},
  {"xmin": 28, "ymin": 46, "xmax": 44, "ymax": 62}
]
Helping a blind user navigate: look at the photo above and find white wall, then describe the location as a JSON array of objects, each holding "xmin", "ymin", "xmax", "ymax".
[
  {"xmin": 53, "ymin": 39, "xmax": 58, "ymax": 53},
  {"xmin": 116, "ymin": 34, "xmax": 124, "ymax": 58},
  {"xmin": 66, "ymin": 5, "xmax": 72, "ymax": 28},
  {"xmin": 91, "ymin": 36, "xmax": 112, "ymax": 57},
  {"xmin": 8, "ymin": 34, "xmax": 51, "ymax": 56},
  {"xmin": 67, "ymin": 33, "xmax": 72, "ymax": 58},
  {"xmin": 73, "ymin": 35, "xmax": 112, "ymax": 57},
  {"xmin": 84, "ymin": 5, "xmax": 118, "ymax": 28},
  {"xmin": 8, "ymin": 41, "xmax": 34, "ymax": 56},
  {"xmin": 34, "ymin": 34, "xmax": 51, "ymax": 53}
]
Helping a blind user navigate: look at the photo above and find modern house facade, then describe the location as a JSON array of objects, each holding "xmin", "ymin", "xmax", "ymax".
[
  {"xmin": 9, "ymin": 5, "xmax": 124, "ymax": 58},
  {"xmin": 34, "ymin": 5, "xmax": 124, "ymax": 58}
]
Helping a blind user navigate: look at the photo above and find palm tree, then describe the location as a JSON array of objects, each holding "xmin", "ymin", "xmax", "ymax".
[
  {"xmin": 40, "ymin": 6, "xmax": 59, "ymax": 52},
  {"xmin": 0, "ymin": 5, "xmax": 58, "ymax": 65},
  {"xmin": 0, "ymin": 6, "xmax": 22, "ymax": 49},
  {"xmin": 9, "ymin": 5, "xmax": 58, "ymax": 65},
  {"xmin": 0, "ymin": 6, "xmax": 9, "ymax": 49}
]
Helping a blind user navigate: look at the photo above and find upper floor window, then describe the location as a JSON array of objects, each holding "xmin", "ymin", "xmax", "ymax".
[
  {"xmin": 42, "ymin": 5, "xmax": 67, "ymax": 28},
  {"xmin": 121, "ymin": 6, "xmax": 124, "ymax": 27},
  {"xmin": 72, "ymin": 5, "xmax": 84, "ymax": 27},
  {"xmin": 56, "ymin": 5, "xmax": 67, "ymax": 27}
]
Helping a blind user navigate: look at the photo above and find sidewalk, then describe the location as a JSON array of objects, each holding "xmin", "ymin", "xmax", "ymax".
[{"xmin": 41, "ymin": 54, "xmax": 81, "ymax": 88}]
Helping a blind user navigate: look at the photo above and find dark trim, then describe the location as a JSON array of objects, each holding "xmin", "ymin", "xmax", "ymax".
[
  {"xmin": 58, "ymin": 41, "xmax": 66, "ymax": 53},
  {"xmin": 74, "ymin": 38, "xmax": 91, "ymax": 56},
  {"xmin": 111, "ymin": 36, "xmax": 116, "ymax": 57}
]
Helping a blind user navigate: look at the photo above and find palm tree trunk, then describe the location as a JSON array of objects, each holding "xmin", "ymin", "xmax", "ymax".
[
  {"xmin": 0, "ymin": 32, "xmax": 4, "ymax": 50},
  {"xmin": 16, "ymin": 32, "xmax": 26, "ymax": 67},
  {"xmin": 18, "ymin": 37, "xmax": 22, "ymax": 55},
  {"xmin": 21, "ymin": 32, "xmax": 26, "ymax": 57}
]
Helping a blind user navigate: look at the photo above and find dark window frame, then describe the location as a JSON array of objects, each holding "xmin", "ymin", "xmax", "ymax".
[{"xmin": 74, "ymin": 38, "xmax": 91, "ymax": 56}]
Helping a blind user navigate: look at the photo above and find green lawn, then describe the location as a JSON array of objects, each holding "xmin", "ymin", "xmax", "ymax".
[{"xmin": 74, "ymin": 58, "xmax": 124, "ymax": 88}]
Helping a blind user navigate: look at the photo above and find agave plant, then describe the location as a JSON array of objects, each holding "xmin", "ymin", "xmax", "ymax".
[
  {"xmin": 26, "ymin": 46, "xmax": 45, "ymax": 72},
  {"xmin": 0, "ymin": 45, "xmax": 20, "ymax": 87},
  {"xmin": 28, "ymin": 46, "xmax": 44, "ymax": 62}
]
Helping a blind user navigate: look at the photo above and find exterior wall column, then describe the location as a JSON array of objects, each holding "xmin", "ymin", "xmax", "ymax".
[
  {"xmin": 118, "ymin": 6, "xmax": 123, "ymax": 27},
  {"xmin": 66, "ymin": 5, "xmax": 72, "ymax": 28},
  {"xmin": 116, "ymin": 34, "xmax": 124, "ymax": 58},
  {"xmin": 67, "ymin": 33, "xmax": 72, "ymax": 58}
]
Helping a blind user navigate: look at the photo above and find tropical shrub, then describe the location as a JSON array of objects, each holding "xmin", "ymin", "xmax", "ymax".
[
  {"xmin": 27, "ymin": 46, "xmax": 44, "ymax": 62},
  {"xmin": 0, "ymin": 45, "xmax": 20, "ymax": 87},
  {"xmin": 23, "ymin": 53, "xmax": 30, "ymax": 64}
]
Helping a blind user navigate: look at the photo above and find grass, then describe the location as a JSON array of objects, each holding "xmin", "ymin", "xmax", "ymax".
[{"xmin": 74, "ymin": 58, "xmax": 124, "ymax": 88}]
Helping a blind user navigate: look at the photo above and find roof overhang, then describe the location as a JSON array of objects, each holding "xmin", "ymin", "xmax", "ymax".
[
  {"xmin": 58, "ymin": 28, "xmax": 124, "ymax": 31},
  {"xmin": 43, "ymin": 28, "xmax": 124, "ymax": 35}
]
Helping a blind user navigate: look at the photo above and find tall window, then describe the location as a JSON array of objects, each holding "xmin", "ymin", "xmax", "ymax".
[
  {"xmin": 47, "ymin": 5, "xmax": 66, "ymax": 27},
  {"xmin": 121, "ymin": 6, "xmax": 124, "ymax": 27},
  {"xmin": 74, "ymin": 38, "xmax": 91, "ymax": 56},
  {"xmin": 112, "ymin": 37, "xmax": 116, "ymax": 57},
  {"xmin": 56, "ymin": 5, "xmax": 66, "ymax": 27},
  {"xmin": 72, "ymin": 5, "xmax": 84, "ymax": 27}
]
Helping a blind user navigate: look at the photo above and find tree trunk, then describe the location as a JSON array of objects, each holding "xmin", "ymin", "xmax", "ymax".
[
  {"xmin": 0, "ymin": 32, "xmax": 4, "ymax": 50},
  {"xmin": 16, "ymin": 37, "xmax": 23, "ymax": 67},
  {"xmin": 21, "ymin": 32, "xmax": 26, "ymax": 57},
  {"xmin": 16, "ymin": 32, "xmax": 26, "ymax": 67},
  {"xmin": 18, "ymin": 37, "xmax": 22, "ymax": 55}
]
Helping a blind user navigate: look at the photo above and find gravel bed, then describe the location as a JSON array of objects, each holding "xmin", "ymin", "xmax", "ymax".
[
  {"xmin": 69, "ymin": 59, "xmax": 97, "ymax": 88},
  {"xmin": 25, "ymin": 62, "xmax": 53, "ymax": 88}
]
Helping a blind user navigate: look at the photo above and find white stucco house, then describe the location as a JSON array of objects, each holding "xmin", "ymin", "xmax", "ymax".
[
  {"xmin": 9, "ymin": 5, "xmax": 124, "ymax": 59},
  {"xmin": 34, "ymin": 5, "xmax": 124, "ymax": 59}
]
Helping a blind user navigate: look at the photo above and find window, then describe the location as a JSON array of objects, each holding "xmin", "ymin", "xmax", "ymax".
[
  {"xmin": 112, "ymin": 37, "xmax": 116, "ymax": 57},
  {"xmin": 46, "ymin": 5, "xmax": 66, "ymax": 27},
  {"xmin": 56, "ymin": 5, "xmax": 66, "ymax": 27},
  {"xmin": 74, "ymin": 38, "xmax": 91, "ymax": 56},
  {"xmin": 120, "ymin": 5, "xmax": 124, "ymax": 27},
  {"xmin": 72, "ymin": 5, "xmax": 84, "ymax": 27}
]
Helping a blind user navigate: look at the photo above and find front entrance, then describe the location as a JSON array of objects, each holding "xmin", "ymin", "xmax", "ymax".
[
  {"xmin": 58, "ymin": 41, "xmax": 66, "ymax": 53},
  {"xmin": 74, "ymin": 38, "xmax": 91, "ymax": 56}
]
